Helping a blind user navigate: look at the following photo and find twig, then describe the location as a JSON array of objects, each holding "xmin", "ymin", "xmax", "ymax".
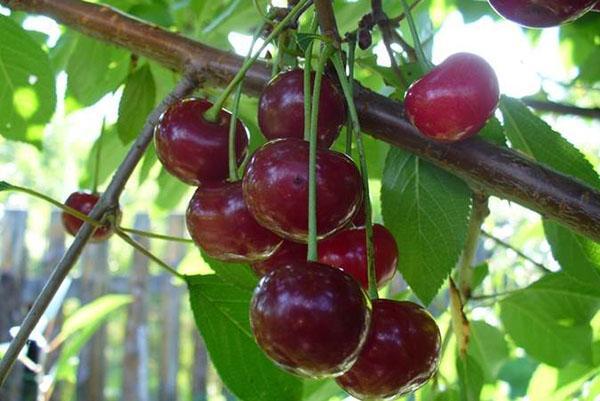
[
  {"xmin": 522, "ymin": 98, "xmax": 600, "ymax": 119},
  {"xmin": 0, "ymin": 72, "xmax": 198, "ymax": 386},
  {"xmin": 313, "ymin": 0, "xmax": 341, "ymax": 47},
  {"xmin": 119, "ymin": 226, "xmax": 194, "ymax": 243},
  {"xmin": 480, "ymin": 230, "xmax": 551, "ymax": 273}
]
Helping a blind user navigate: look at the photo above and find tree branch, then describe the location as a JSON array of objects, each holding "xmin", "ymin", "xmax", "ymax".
[
  {"xmin": 313, "ymin": 0, "xmax": 341, "ymax": 46},
  {"xmin": 522, "ymin": 98, "xmax": 600, "ymax": 119},
  {"xmin": 2, "ymin": 0, "xmax": 600, "ymax": 243},
  {"xmin": 0, "ymin": 72, "xmax": 198, "ymax": 385}
]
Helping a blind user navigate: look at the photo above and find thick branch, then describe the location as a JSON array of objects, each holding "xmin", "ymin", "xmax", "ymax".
[
  {"xmin": 313, "ymin": 0, "xmax": 341, "ymax": 46},
  {"xmin": 522, "ymin": 98, "xmax": 600, "ymax": 119},
  {"xmin": 2, "ymin": 0, "xmax": 600, "ymax": 242},
  {"xmin": 0, "ymin": 73, "xmax": 198, "ymax": 385}
]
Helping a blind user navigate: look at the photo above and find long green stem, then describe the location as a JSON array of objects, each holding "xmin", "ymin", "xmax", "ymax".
[
  {"xmin": 204, "ymin": 0, "xmax": 310, "ymax": 122},
  {"xmin": 345, "ymin": 37, "xmax": 356, "ymax": 156},
  {"xmin": 116, "ymin": 228, "xmax": 185, "ymax": 279},
  {"xmin": 92, "ymin": 117, "xmax": 106, "ymax": 194},
  {"xmin": 2, "ymin": 182, "xmax": 102, "ymax": 227},
  {"xmin": 119, "ymin": 226, "xmax": 194, "ymax": 243},
  {"xmin": 303, "ymin": 15, "xmax": 319, "ymax": 141},
  {"xmin": 306, "ymin": 44, "xmax": 332, "ymax": 262},
  {"xmin": 272, "ymin": 31, "xmax": 285, "ymax": 77},
  {"xmin": 398, "ymin": 0, "xmax": 432, "ymax": 71},
  {"xmin": 331, "ymin": 52, "xmax": 378, "ymax": 300}
]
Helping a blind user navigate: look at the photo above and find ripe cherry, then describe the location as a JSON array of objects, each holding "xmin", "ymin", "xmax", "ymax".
[
  {"xmin": 250, "ymin": 261, "xmax": 371, "ymax": 378},
  {"xmin": 258, "ymin": 69, "xmax": 346, "ymax": 148},
  {"xmin": 154, "ymin": 98, "xmax": 249, "ymax": 185},
  {"xmin": 318, "ymin": 224, "xmax": 398, "ymax": 290},
  {"xmin": 251, "ymin": 240, "xmax": 307, "ymax": 277},
  {"xmin": 404, "ymin": 53, "xmax": 499, "ymax": 142},
  {"xmin": 488, "ymin": 0, "xmax": 598, "ymax": 28},
  {"xmin": 62, "ymin": 191, "xmax": 118, "ymax": 242},
  {"xmin": 243, "ymin": 138, "xmax": 363, "ymax": 242},
  {"xmin": 336, "ymin": 300, "xmax": 441, "ymax": 400},
  {"xmin": 186, "ymin": 181, "xmax": 283, "ymax": 262}
]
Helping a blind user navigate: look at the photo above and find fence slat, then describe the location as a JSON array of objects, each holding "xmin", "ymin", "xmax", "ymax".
[
  {"xmin": 159, "ymin": 215, "xmax": 186, "ymax": 401},
  {"xmin": 122, "ymin": 214, "xmax": 150, "ymax": 401},
  {"xmin": 76, "ymin": 240, "xmax": 109, "ymax": 401},
  {"xmin": 191, "ymin": 331, "xmax": 208, "ymax": 401}
]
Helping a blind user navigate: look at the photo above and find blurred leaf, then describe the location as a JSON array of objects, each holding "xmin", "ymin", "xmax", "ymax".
[
  {"xmin": 128, "ymin": 2, "xmax": 174, "ymax": 27},
  {"xmin": 498, "ymin": 357, "xmax": 539, "ymax": 398},
  {"xmin": 117, "ymin": 64, "xmax": 156, "ymax": 144},
  {"xmin": 500, "ymin": 273, "xmax": 600, "ymax": 367},
  {"xmin": 560, "ymin": 13, "xmax": 600, "ymax": 84},
  {"xmin": 154, "ymin": 168, "xmax": 190, "ymax": 210},
  {"xmin": 456, "ymin": 354, "xmax": 484, "ymax": 401},
  {"xmin": 79, "ymin": 125, "xmax": 129, "ymax": 190},
  {"xmin": 302, "ymin": 379, "xmax": 344, "ymax": 401},
  {"xmin": 0, "ymin": 15, "xmax": 56, "ymax": 148},
  {"xmin": 381, "ymin": 148, "xmax": 472, "ymax": 304},
  {"xmin": 186, "ymin": 273, "xmax": 304, "ymax": 401},
  {"xmin": 455, "ymin": 0, "xmax": 494, "ymax": 23},
  {"xmin": 467, "ymin": 321, "xmax": 509, "ymax": 382},
  {"xmin": 66, "ymin": 34, "xmax": 130, "ymax": 106},
  {"xmin": 0, "ymin": 181, "xmax": 11, "ymax": 192},
  {"xmin": 471, "ymin": 263, "xmax": 488, "ymax": 291},
  {"xmin": 138, "ymin": 142, "xmax": 158, "ymax": 184}
]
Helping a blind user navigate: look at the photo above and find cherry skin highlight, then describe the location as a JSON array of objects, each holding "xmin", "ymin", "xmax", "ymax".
[
  {"xmin": 186, "ymin": 181, "xmax": 283, "ymax": 262},
  {"xmin": 250, "ymin": 261, "xmax": 371, "ymax": 378},
  {"xmin": 154, "ymin": 98, "xmax": 249, "ymax": 185},
  {"xmin": 404, "ymin": 52, "xmax": 499, "ymax": 142},
  {"xmin": 251, "ymin": 240, "xmax": 307, "ymax": 277},
  {"xmin": 488, "ymin": 0, "xmax": 598, "ymax": 28},
  {"xmin": 243, "ymin": 138, "xmax": 363, "ymax": 242},
  {"xmin": 258, "ymin": 69, "xmax": 346, "ymax": 148},
  {"xmin": 336, "ymin": 300, "xmax": 441, "ymax": 400},
  {"xmin": 62, "ymin": 191, "xmax": 118, "ymax": 242},
  {"xmin": 318, "ymin": 224, "xmax": 398, "ymax": 290}
]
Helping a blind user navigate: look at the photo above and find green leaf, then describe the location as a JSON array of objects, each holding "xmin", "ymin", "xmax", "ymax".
[
  {"xmin": 478, "ymin": 117, "xmax": 506, "ymax": 147},
  {"xmin": 186, "ymin": 274, "xmax": 304, "ymax": 401},
  {"xmin": 0, "ymin": 181, "xmax": 12, "ymax": 192},
  {"xmin": 471, "ymin": 263, "xmax": 489, "ymax": 291},
  {"xmin": 200, "ymin": 252, "xmax": 259, "ymax": 292},
  {"xmin": 355, "ymin": 56, "xmax": 423, "ymax": 92},
  {"xmin": 138, "ymin": 142, "xmax": 158, "ymax": 184},
  {"xmin": 499, "ymin": 273, "xmax": 600, "ymax": 367},
  {"xmin": 296, "ymin": 33, "xmax": 327, "ymax": 54},
  {"xmin": 55, "ymin": 295, "xmax": 131, "ymax": 381},
  {"xmin": 66, "ymin": 34, "xmax": 130, "ymax": 106},
  {"xmin": 381, "ymin": 148, "xmax": 472, "ymax": 304},
  {"xmin": 498, "ymin": 357, "xmax": 539, "ymax": 398},
  {"xmin": 499, "ymin": 96, "xmax": 600, "ymax": 285},
  {"xmin": 302, "ymin": 380, "xmax": 344, "ymax": 401},
  {"xmin": 467, "ymin": 321, "xmax": 509, "ymax": 382},
  {"xmin": 456, "ymin": 355, "xmax": 484, "ymax": 401},
  {"xmin": 79, "ymin": 125, "xmax": 129, "ymax": 190},
  {"xmin": 154, "ymin": 168, "xmax": 190, "ymax": 210},
  {"xmin": 0, "ymin": 15, "xmax": 56, "ymax": 148},
  {"xmin": 117, "ymin": 64, "xmax": 156, "ymax": 144}
]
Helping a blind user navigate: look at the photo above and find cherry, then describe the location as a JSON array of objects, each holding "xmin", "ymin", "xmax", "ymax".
[
  {"xmin": 318, "ymin": 224, "xmax": 398, "ymax": 290},
  {"xmin": 62, "ymin": 191, "xmax": 118, "ymax": 242},
  {"xmin": 488, "ymin": 0, "xmax": 598, "ymax": 27},
  {"xmin": 336, "ymin": 300, "xmax": 441, "ymax": 400},
  {"xmin": 251, "ymin": 240, "xmax": 307, "ymax": 277},
  {"xmin": 250, "ymin": 261, "xmax": 371, "ymax": 378},
  {"xmin": 154, "ymin": 98, "xmax": 249, "ymax": 185},
  {"xmin": 186, "ymin": 181, "xmax": 283, "ymax": 262},
  {"xmin": 404, "ymin": 53, "xmax": 499, "ymax": 142},
  {"xmin": 258, "ymin": 69, "xmax": 346, "ymax": 148},
  {"xmin": 351, "ymin": 197, "xmax": 367, "ymax": 227},
  {"xmin": 243, "ymin": 138, "xmax": 363, "ymax": 242}
]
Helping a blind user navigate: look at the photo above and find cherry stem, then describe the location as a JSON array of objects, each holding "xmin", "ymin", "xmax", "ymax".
[
  {"xmin": 204, "ymin": 0, "xmax": 311, "ymax": 123},
  {"xmin": 480, "ymin": 230, "xmax": 551, "ymax": 273},
  {"xmin": 119, "ymin": 226, "xmax": 194, "ymax": 243},
  {"xmin": 307, "ymin": 43, "xmax": 332, "ymax": 262},
  {"xmin": 398, "ymin": 0, "xmax": 432, "ymax": 72},
  {"xmin": 345, "ymin": 37, "xmax": 356, "ymax": 156},
  {"xmin": 1, "ymin": 182, "xmax": 103, "ymax": 228},
  {"xmin": 272, "ymin": 32, "xmax": 285, "ymax": 77},
  {"xmin": 303, "ymin": 15, "xmax": 319, "ymax": 141},
  {"xmin": 115, "ymin": 228, "xmax": 185, "ymax": 279},
  {"xmin": 331, "ymin": 52, "xmax": 378, "ymax": 300},
  {"xmin": 91, "ymin": 117, "xmax": 106, "ymax": 195}
]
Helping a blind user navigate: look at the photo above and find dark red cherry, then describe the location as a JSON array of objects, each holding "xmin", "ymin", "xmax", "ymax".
[
  {"xmin": 336, "ymin": 300, "xmax": 441, "ymax": 400},
  {"xmin": 404, "ymin": 53, "xmax": 499, "ymax": 142},
  {"xmin": 318, "ymin": 224, "xmax": 398, "ymax": 290},
  {"xmin": 488, "ymin": 0, "xmax": 598, "ymax": 27},
  {"xmin": 62, "ymin": 191, "xmax": 118, "ymax": 242},
  {"xmin": 250, "ymin": 261, "xmax": 371, "ymax": 378},
  {"xmin": 186, "ymin": 181, "xmax": 283, "ymax": 262},
  {"xmin": 243, "ymin": 138, "xmax": 363, "ymax": 242},
  {"xmin": 351, "ymin": 197, "xmax": 367, "ymax": 227},
  {"xmin": 154, "ymin": 98, "xmax": 249, "ymax": 185},
  {"xmin": 594, "ymin": 2, "xmax": 600, "ymax": 11},
  {"xmin": 258, "ymin": 69, "xmax": 346, "ymax": 148},
  {"xmin": 251, "ymin": 240, "xmax": 307, "ymax": 277}
]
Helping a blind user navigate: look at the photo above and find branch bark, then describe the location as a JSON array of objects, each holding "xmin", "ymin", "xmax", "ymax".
[
  {"xmin": 0, "ymin": 72, "xmax": 198, "ymax": 385},
  {"xmin": 2, "ymin": 0, "xmax": 600, "ymax": 243}
]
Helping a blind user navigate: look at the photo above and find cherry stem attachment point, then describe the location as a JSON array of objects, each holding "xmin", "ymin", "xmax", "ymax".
[
  {"xmin": 115, "ymin": 228, "xmax": 185, "ymax": 280},
  {"xmin": 203, "ymin": 0, "xmax": 311, "ymax": 123},
  {"xmin": 331, "ymin": 51, "xmax": 378, "ymax": 300}
]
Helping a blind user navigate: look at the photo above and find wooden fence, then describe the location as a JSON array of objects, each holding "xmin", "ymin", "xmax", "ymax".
[{"xmin": 0, "ymin": 209, "xmax": 236, "ymax": 401}]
